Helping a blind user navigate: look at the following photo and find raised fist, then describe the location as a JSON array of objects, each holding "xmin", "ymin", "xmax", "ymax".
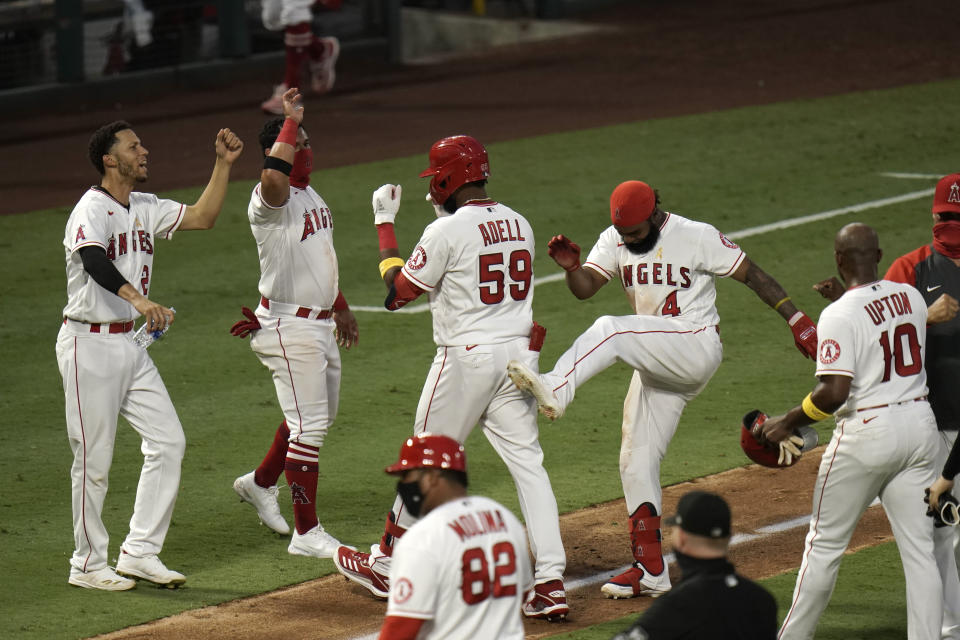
[
  {"xmin": 372, "ymin": 184, "xmax": 402, "ymax": 225},
  {"xmin": 547, "ymin": 235, "xmax": 581, "ymax": 272},
  {"xmin": 788, "ymin": 311, "xmax": 818, "ymax": 360}
]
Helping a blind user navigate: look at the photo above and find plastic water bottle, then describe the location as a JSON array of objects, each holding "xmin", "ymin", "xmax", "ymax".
[{"xmin": 132, "ymin": 307, "xmax": 175, "ymax": 348}]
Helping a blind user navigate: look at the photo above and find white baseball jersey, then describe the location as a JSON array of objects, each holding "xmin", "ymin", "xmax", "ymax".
[
  {"xmin": 401, "ymin": 200, "xmax": 534, "ymax": 346},
  {"xmin": 62, "ymin": 187, "xmax": 185, "ymax": 322},
  {"xmin": 816, "ymin": 280, "xmax": 929, "ymax": 414},
  {"xmin": 387, "ymin": 495, "xmax": 533, "ymax": 640},
  {"xmin": 584, "ymin": 212, "xmax": 745, "ymax": 322},
  {"xmin": 248, "ymin": 183, "xmax": 339, "ymax": 309}
]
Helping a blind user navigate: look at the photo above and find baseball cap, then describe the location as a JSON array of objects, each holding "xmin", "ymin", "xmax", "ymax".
[
  {"xmin": 610, "ymin": 180, "xmax": 656, "ymax": 226},
  {"xmin": 663, "ymin": 491, "xmax": 731, "ymax": 539},
  {"xmin": 384, "ymin": 433, "xmax": 467, "ymax": 475},
  {"xmin": 933, "ymin": 173, "xmax": 960, "ymax": 215}
]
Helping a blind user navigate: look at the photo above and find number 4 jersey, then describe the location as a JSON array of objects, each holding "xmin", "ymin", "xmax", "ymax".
[
  {"xmin": 400, "ymin": 200, "xmax": 535, "ymax": 347},
  {"xmin": 816, "ymin": 280, "xmax": 929, "ymax": 415},
  {"xmin": 387, "ymin": 495, "xmax": 533, "ymax": 640},
  {"xmin": 583, "ymin": 213, "xmax": 745, "ymax": 322}
]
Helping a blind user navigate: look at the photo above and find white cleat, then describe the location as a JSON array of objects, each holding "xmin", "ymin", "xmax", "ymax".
[
  {"xmin": 233, "ymin": 471, "xmax": 290, "ymax": 535},
  {"xmin": 260, "ymin": 83, "xmax": 287, "ymax": 115},
  {"xmin": 116, "ymin": 552, "xmax": 186, "ymax": 588},
  {"xmin": 309, "ymin": 37, "xmax": 340, "ymax": 94},
  {"xmin": 68, "ymin": 566, "xmax": 136, "ymax": 591},
  {"xmin": 507, "ymin": 360, "xmax": 563, "ymax": 420},
  {"xmin": 288, "ymin": 524, "xmax": 342, "ymax": 559}
]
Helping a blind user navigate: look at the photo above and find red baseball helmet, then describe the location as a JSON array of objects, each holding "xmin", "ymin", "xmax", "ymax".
[
  {"xmin": 419, "ymin": 135, "xmax": 490, "ymax": 205},
  {"xmin": 385, "ymin": 433, "xmax": 467, "ymax": 475}
]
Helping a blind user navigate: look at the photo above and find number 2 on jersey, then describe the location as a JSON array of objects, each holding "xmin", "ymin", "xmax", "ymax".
[
  {"xmin": 478, "ymin": 250, "xmax": 532, "ymax": 305},
  {"xmin": 460, "ymin": 541, "xmax": 518, "ymax": 604},
  {"xmin": 878, "ymin": 323, "xmax": 922, "ymax": 382}
]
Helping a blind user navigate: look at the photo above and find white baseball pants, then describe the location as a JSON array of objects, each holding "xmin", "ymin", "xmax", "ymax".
[
  {"xmin": 56, "ymin": 323, "xmax": 185, "ymax": 573},
  {"xmin": 391, "ymin": 337, "xmax": 566, "ymax": 582},
  {"xmin": 778, "ymin": 403, "xmax": 944, "ymax": 640},
  {"xmin": 250, "ymin": 315, "xmax": 340, "ymax": 448},
  {"xmin": 261, "ymin": 0, "xmax": 314, "ymax": 31}
]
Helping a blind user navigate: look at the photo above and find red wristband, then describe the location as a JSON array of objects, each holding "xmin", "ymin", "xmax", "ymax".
[
  {"xmin": 333, "ymin": 290, "xmax": 348, "ymax": 311},
  {"xmin": 276, "ymin": 118, "xmax": 298, "ymax": 147},
  {"xmin": 377, "ymin": 223, "xmax": 399, "ymax": 251}
]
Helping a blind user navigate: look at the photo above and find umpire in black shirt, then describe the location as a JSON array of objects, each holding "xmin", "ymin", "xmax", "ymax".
[{"xmin": 612, "ymin": 491, "xmax": 777, "ymax": 640}]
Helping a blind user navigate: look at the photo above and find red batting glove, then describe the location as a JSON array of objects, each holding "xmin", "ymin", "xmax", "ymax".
[
  {"xmin": 229, "ymin": 306, "xmax": 261, "ymax": 338},
  {"xmin": 788, "ymin": 311, "xmax": 817, "ymax": 359},
  {"xmin": 547, "ymin": 235, "xmax": 581, "ymax": 272}
]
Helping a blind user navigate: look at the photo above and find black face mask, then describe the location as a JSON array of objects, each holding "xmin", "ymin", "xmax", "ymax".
[
  {"xmin": 624, "ymin": 225, "xmax": 660, "ymax": 255},
  {"xmin": 442, "ymin": 196, "xmax": 458, "ymax": 215},
  {"xmin": 396, "ymin": 479, "xmax": 424, "ymax": 518}
]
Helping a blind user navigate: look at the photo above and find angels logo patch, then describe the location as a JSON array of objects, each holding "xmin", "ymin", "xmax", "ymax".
[
  {"xmin": 719, "ymin": 232, "xmax": 739, "ymax": 249},
  {"xmin": 407, "ymin": 246, "xmax": 427, "ymax": 271},
  {"xmin": 393, "ymin": 577, "xmax": 414, "ymax": 604},
  {"xmin": 819, "ymin": 339, "xmax": 840, "ymax": 364}
]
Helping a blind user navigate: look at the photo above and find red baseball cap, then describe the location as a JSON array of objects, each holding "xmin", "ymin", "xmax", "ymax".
[
  {"xmin": 933, "ymin": 173, "xmax": 960, "ymax": 215},
  {"xmin": 610, "ymin": 180, "xmax": 656, "ymax": 226},
  {"xmin": 385, "ymin": 433, "xmax": 466, "ymax": 475}
]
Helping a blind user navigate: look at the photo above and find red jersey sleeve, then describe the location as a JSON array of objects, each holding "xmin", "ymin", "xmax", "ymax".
[
  {"xmin": 378, "ymin": 615, "xmax": 425, "ymax": 640},
  {"xmin": 385, "ymin": 271, "xmax": 425, "ymax": 311},
  {"xmin": 884, "ymin": 245, "xmax": 930, "ymax": 286}
]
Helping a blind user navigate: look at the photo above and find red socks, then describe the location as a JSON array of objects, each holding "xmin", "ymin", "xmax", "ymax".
[
  {"xmin": 283, "ymin": 22, "xmax": 314, "ymax": 89},
  {"xmin": 285, "ymin": 441, "xmax": 320, "ymax": 534},
  {"xmin": 254, "ymin": 421, "xmax": 290, "ymax": 488}
]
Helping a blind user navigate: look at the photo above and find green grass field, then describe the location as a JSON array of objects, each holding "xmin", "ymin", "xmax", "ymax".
[{"xmin": 1, "ymin": 77, "xmax": 957, "ymax": 639}]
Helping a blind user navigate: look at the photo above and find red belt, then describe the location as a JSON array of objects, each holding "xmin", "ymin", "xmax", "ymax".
[
  {"xmin": 260, "ymin": 296, "xmax": 332, "ymax": 320},
  {"xmin": 856, "ymin": 395, "xmax": 927, "ymax": 413},
  {"xmin": 63, "ymin": 318, "xmax": 134, "ymax": 333}
]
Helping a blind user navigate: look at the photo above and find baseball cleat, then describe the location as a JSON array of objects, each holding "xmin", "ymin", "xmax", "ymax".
[
  {"xmin": 601, "ymin": 565, "xmax": 669, "ymax": 599},
  {"xmin": 309, "ymin": 37, "xmax": 340, "ymax": 94},
  {"xmin": 68, "ymin": 566, "xmax": 136, "ymax": 591},
  {"xmin": 288, "ymin": 523, "xmax": 342, "ymax": 559},
  {"xmin": 522, "ymin": 578, "xmax": 569, "ymax": 621},
  {"xmin": 116, "ymin": 552, "xmax": 186, "ymax": 588},
  {"xmin": 333, "ymin": 546, "xmax": 390, "ymax": 599},
  {"xmin": 233, "ymin": 471, "xmax": 290, "ymax": 535},
  {"xmin": 507, "ymin": 360, "xmax": 563, "ymax": 420},
  {"xmin": 261, "ymin": 83, "xmax": 287, "ymax": 115}
]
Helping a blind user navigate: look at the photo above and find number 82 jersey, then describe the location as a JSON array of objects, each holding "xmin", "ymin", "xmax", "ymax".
[{"xmin": 401, "ymin": 200, "xmax": 535, "ymax": 347}]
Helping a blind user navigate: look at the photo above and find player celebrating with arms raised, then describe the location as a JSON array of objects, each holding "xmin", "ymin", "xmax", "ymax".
[
  {"xmin": 334, "ymin": 135, "xmax": 568, "ymax": 621},
  {"xmin": 58, "ymin": 120, "xmax": 243, "ymax": 590},
  {"xmin": 508, "ymin": 180, "xmax": 818, "ymax": 600}
]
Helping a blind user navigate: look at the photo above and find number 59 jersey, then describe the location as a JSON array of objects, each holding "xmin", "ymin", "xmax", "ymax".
[
  {"xmin": 387, "ymin": 495, "xmax": 533, "ymax": 640},
  {"xmin": 401, "ymin": 200, "xmax": 534, "ymax": 347},
  {"xmin": 816, "ymin": 280, "xmax": 930, "ymax": 415}
]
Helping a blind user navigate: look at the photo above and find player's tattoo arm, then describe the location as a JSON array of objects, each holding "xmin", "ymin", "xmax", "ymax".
[{"xmin": 731, "ymin": 258, "xmax": 800, "ymax": 321}]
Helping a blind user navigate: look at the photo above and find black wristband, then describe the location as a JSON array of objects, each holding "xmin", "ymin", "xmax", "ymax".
[
  {"xmin": 264, "ymin": 156, "xmax": 292, "ymax": 176},
  {"xmin": 79, "ymin": 246, "xmax": 128, "ymax": 295}
]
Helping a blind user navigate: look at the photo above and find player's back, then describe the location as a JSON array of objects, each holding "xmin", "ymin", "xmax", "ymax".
[
  {"xmin": 818, "ymin": 279, "xmax": 929, "ymax": 414},
  {"xmin": 405, "ymin": 200, "xmax": 535, "ymax": 346},
  {"xmin": 387, "ymin": 495, "xmax": 533, "ymax": 640}
]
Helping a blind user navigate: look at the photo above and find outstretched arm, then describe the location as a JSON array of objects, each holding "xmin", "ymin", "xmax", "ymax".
[
  {"xmin": 547, "ymin": 234, "xmax": 606, "ymax": 299},
  {"xmin": 180, "ymin": 128, "xmax": 244, "ymax": 230},
  {"xmin": 731, "ymin": 257, "xmax": 818, "ymax": 358}
]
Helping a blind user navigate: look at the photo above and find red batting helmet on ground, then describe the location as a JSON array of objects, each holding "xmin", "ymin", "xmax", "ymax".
[
  {"xmin": 385, "ymin": 433, "xmax": 467, "ymax": 475},
  {"xmin": 740, "ymin": 410, "xmax": 818, "ymax": 468},
  {"xmin": 419, "ymin": 135, "xmax": 490, "ymax": 205}
]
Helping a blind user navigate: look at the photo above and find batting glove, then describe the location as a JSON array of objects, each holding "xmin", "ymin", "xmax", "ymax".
[
  {"xmin": 229, "ymin": 306, "xmax": 261, "ymax": 338},
  {"xmin": 547, "ymin": 235, "xmax": 581, "ymax": 272},
  {"xmin": 372, "ymin": 184, "xmax": 402, "ymax": 225},
  {"xmin": 788, "ymin": 311, "xmax": 818, "ymax": 359},
  {"xmin": 778, "ymin": 435, "xmax": 805, "ymax": 466}
]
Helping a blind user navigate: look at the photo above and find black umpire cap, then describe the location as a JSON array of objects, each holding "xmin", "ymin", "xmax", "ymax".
[{"xmin": 664, "ymin": 491, "xmax": 731, "ymax": 539}]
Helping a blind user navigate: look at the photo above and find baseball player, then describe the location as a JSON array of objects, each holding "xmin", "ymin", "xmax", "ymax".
[
  {"xmin": 507, "ymin": 180, "xmax": 819, "ymax": 600},
  {"xmin": 231, "ymin": 87, "xmax": 358, "ymax": 558},
  {"xmin": 758, "ymin": 223, "xmax": 958, "ymax": 640},
  {"xmin": 259, "ymin": 0, "xmax": 340, "ymax": 114},
  {"xmin": 58, "ymin": 120, "xmax": 243, "ymax": 590},
  {"xmin": 377, "ymin": 433, "xmax": 534, "ymax": 640},
  {"xmin": 333, "ymin": 135, "xmax": 568, "ymax": 621}
]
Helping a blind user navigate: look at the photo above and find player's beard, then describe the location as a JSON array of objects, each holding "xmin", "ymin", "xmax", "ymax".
[
  {"xmin": 118, "ymin": 158, "xmax": 148, "ymax": 183},
  {"xmin": 624, "ymin": 226, "xmax": 660, "ymax": 255}
]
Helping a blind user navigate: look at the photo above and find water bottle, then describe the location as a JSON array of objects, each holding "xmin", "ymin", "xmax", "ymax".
[{"xmin": 132, "ymin": 307, "xmax": 176, "ymax": 348}]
